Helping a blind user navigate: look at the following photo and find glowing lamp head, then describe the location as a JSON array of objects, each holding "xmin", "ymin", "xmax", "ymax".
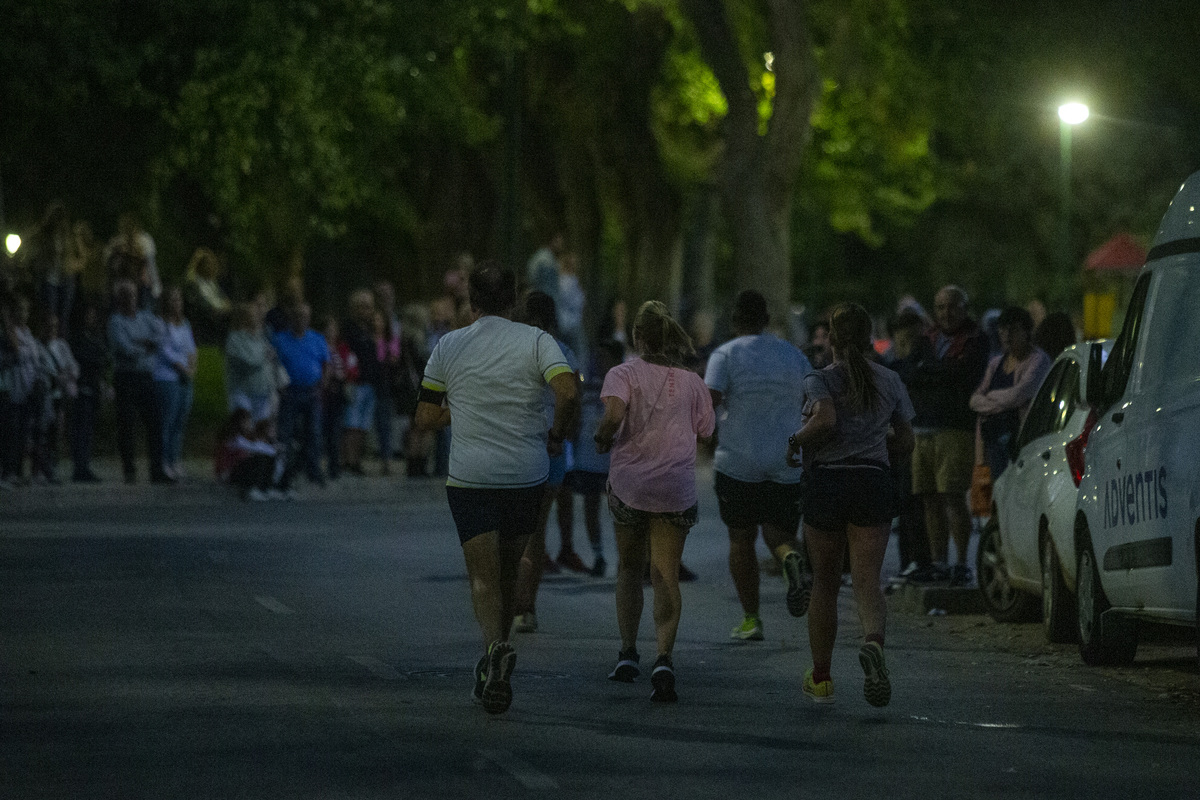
[{"xmin": 1058, "ymin": 102, "xmax": 1090, "ymax": 125}]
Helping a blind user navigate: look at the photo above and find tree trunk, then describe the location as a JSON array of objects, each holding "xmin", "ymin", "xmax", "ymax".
[{"xmin": 682, "ymin": 0, "xmax": 819, "ymax": 331}]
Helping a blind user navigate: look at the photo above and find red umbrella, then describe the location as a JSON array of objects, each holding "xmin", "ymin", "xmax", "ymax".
[{"xmin": 1084, "ymin": 233, "xmax": 1146, "ymax": 271}]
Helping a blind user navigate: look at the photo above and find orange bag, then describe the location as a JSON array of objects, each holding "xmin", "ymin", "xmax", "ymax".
[{"xmin": 969, "ymin": 463, "xmax": 993, "ymax": 516}]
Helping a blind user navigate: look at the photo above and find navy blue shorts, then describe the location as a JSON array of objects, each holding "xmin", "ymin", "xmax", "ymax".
[
  {"xmin": 446, "ymin": 484, "xmax": 546, "ymax": 545},
  {"xmin": 714, "ymin": 471, "xmax": 802, "ymax": 533},
  {"xmin": 801, "ymin": 463, "xmax": 896, "ymax": 532}
]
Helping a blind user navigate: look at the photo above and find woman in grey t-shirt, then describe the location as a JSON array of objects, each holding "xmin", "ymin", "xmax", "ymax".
[{"xmin": 785, "ymin": 303, "xmax": 914, "ymax": 708}]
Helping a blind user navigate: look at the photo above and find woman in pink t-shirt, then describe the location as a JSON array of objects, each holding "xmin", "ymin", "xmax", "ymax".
[{"xmin": 594, "ymin": 301, "xmax": 715, "ymax": 703}]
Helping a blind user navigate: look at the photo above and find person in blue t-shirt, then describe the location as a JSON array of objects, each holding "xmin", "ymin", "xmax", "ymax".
[
  {"xmin": 705, "ymin": 290, "xmax": 813, "ymax": 642},
  {"xmin": 271, "ymin": 302, "xmax": 330, "ymax": 487}
]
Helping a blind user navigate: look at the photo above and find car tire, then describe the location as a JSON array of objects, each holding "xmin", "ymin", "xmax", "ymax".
[
  {"xmin": 1076, "ymin": 532, "xmax": 1137, "ymax": 666},
  {"xmin": 977, "ymin": 516, "xmax": 1038, "ymax": 623},
  {"xmin": 1041, "ymin": 535, "xmax": 1076, "ymax": 644}
]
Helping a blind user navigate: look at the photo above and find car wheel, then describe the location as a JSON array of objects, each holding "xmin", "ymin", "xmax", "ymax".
[
  {"xmin": 1041, "ymin": 535, "xmax": 1076, "ymax": 644},
  {"xmin": 1075, "ymin": 532, "xmax": 1137, "ymax": 666},
  {"xmin": 977, "ymin": 516, "xmax": 1038, "ymax": 623}
]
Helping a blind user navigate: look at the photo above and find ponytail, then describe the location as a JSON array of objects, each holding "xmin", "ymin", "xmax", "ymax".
[
  {"xmin": 828, "ymin": 303, "xmax": 879, "ymax": 413},
  {"xmin": 631, "ymin": 300, "xmax": 694, "ymax": 367}
]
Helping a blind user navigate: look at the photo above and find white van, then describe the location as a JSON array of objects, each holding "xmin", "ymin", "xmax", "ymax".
[{"xmin": 1072, "ymin": 169, "xmax": 1200, "ymax": 665}]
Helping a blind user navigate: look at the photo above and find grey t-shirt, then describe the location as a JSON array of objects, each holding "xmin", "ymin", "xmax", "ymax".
[{"xmin": 801, "ymin": 361, "xmax": 915, "ymax": 468}]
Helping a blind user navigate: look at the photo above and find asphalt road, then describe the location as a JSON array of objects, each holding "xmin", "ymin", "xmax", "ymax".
[{"xmin": 2, "ymin": 462, "xmax": 1199, "ymax": 799}]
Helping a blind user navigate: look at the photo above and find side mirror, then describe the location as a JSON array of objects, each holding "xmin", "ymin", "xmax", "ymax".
[{"xmin": 1086, "ymin": 341, "xmax": 1105, "ymax": 409}]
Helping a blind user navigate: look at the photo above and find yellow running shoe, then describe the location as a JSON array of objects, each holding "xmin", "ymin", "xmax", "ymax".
[
  {"xmin": 803, "ymin": 669, "xmax": 835, "ymax": 704},
  {"xmin": 729, "ymin": 615, "xmax": 764, "ymax": 641}
]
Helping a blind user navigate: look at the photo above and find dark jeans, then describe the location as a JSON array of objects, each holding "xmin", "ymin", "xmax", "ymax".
[
  {"xmin": 39, "ymin": 278, "xmax": 76, "ymax": 341},
  {"xmin": 373, "ymin": 385, "xmax": 393, "ymax": 465},
  {"xmin": 893, "ymin": 459, "xmax": 930, "ymax": 569},
  {"xmin": 71, "ymin": 391, "xmax": 100, "ymax": 475},
  {"xmin": 0, "ymin": 394, "xmax": 20, "ymax": 479},
  {"xmin": 114, "ymin": 371, "xmax": 164, "ymax": 479},
  {"xmin": 278, "ymin": 385, "xmax": 323, "ymax": 483},
  {"xmin": 322, "ymin": 389, "xmax": 345, "ymax": 479}
]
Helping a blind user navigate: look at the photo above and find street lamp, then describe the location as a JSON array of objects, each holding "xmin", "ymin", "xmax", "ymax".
[
  {"xmin": 1058, "ymin": 102, "xmax": 1089, "ymax": 271},
  {"xmin": 4, "ymin": 233, "xmax": 19, "ymax": 255}
]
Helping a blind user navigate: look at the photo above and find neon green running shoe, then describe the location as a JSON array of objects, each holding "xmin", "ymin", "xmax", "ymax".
[
  {"xmin": 803, "ymin": 669, "xmax": 835, "ymax": 704},
  {"xmin": 729, "ymin": 615, "xmax": 764, "ymax": 641}
]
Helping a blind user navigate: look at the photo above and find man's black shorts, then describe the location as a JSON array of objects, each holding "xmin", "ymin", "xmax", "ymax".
[
  {"xmin": 714, "ymin": 471, "xmax": 803, "ymax": 534},
  {"xmin": 563, "ymin": 469, "xmax": 607, "ymax": 496},
  {"xmin": 446, "ymin": 484, "xmax": 546, "ymax": 545},
  {"xmin": 801, "ymin": 463, "xmax": 896, "ymax": 532}
]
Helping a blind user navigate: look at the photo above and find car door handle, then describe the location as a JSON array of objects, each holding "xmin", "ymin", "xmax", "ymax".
[
  {"xmin": 1041, "ymin": 450, "xmax": 1052, "ymax": 460},
  {"xmin": 1111, "ymin": 412, "xmax": 1125, "ymax": 423}
]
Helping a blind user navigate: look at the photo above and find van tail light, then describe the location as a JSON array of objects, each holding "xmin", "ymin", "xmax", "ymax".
[{"xmin": 1065, "ymin": 408, "xmax": 1099, "ymax": 487}]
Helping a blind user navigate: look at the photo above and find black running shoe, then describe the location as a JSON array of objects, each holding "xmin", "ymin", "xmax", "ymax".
[
  {"xmin": 471, "ymin": 654, "xmax": 487, "ymax": 704},
  {"xmin": 859, "ymin": 642, "xmax": 891, "ymax": 708},
  {"xmin": 650, "ymin": 655, "xmax": 677, "ymax": 703},
  {"xmin": 481, "ymin": 640, "xmax": 516, "ymax": 714},
  {"xmin": 608, "ymin": 648, "xmax": 640, "ymax": 682},
  {"xmin": 782, "ymin": 550, "xmax": 812, "ymax": 617}
]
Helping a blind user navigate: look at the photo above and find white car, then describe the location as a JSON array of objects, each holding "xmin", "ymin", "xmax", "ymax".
[
  {"xmin": 977, "ymin": 339, "xmax": 1109, "ymax": 642},
  {"xmin": 1071, "ymin": 170, "xmax": 1200, "ymax": 666}
]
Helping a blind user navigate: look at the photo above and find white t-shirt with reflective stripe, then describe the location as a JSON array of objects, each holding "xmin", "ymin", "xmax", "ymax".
[{"xmin": 421, "ymin": 315, "xmax": 571, "ymax": 488}]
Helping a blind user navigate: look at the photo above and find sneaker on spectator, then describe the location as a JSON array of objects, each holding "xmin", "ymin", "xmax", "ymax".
[
  {"xmin": 556, "ymin": 550, "xmax": 589, "ymax": 573},
  {"xmin": 650, "ymin": 655, "xmax": 677, "ymax": 703},
  {"xmin": 730, "ymin": 615, "xmax": 764, "ymax": 641},
  {"xmin": 803, "ymin": 669, "xmax": 835, "ymax": 704},
  {"xmin": 948, "ymin": 564, "xmax": 974, "ymax": 588},
  {"xmin": 859, "ymin": 642, "xmax": 891, "ymax": 707},
  {"xmin": 266, "ymin": 488, "xmax": 285, "ymax": 500},
  {"xmin": 514, "ymin": 612, "xmax": 538, "ymax": 633},
  {"xmin": 906, "ymin": 562, "xmax": 951, "ymax": 584},
  {"xmin": 247, "ymin": 488, "xmax": 269, "ymax": 502},
  {"xmin": 608, "ymin": 648, "xmax": 640, "ymax": 682},
  {"xmin": 590, "ymin": 555, "xmax": 607, "ymax": 578},
  {"xmin": 782, "ymin": 550, "xmax": 812, "ymax": 617}
]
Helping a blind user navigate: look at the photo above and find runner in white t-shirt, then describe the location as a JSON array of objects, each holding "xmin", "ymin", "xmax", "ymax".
[
  {"xmin": 415, "ymin": 263, "xmax": 579, "ymax": 715},
  {"xmin": 704, "ymin": 291, "xmax": 814, "ymax": 643}
]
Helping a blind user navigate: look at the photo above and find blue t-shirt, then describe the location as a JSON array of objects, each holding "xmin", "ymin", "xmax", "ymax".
[
  {"xmin": 271, "ymin": 329, "xmax": 329, "ymax": 389},
  {"xmin": 704, "ymin": 333, "xmax": 812, "ymax": 484}
]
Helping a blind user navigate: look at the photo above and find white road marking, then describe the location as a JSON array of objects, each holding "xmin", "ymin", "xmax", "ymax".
[
  {"xmin": 347, "ymin": 655, "xmax": 403, "ymax": 681},
  {"xmin": 479, "ymin": 749, "xmax": 558, "ymax": 790},
  {"xmin": 254, "ymin": 595, "xmax": 295, "ymax": 615}
]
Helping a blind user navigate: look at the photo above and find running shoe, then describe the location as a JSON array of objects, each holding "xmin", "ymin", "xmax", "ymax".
[
  {"xmin": 650, "ymin": 655, "xmax": 677, "ymax": 703},
  {"xmin": 858, "ymin": 641, "xmax": 891, "ymax": 707},
  {"xmin": 556, "ymin": 550, "xmax": 589, "ymax": 573},
  {"xmin": 590, "ymin": 555, "xmax": 607, "ymax": 578},
  {"xmin": 729, "ymin": 615, "xmax": 764, "ymax": 641},
  {"xmin": 803, "ymin": 669, "xmax": 835, "ymax": 704},
  {"xmin": 471, "ymin": 654, "xmax": 488, "ymax": 704},
  {"xmin": 782, "ymin": 550, "xmax": 812, "ymax": 617},
  {"xmin": 608, "ymin": 648, "xmax": 640, "ymax": 682},
  {"xmin": 481, "ymin": 640, "xmax": 516, "ymax": 714},
  {"xmin": 514, "ymin": 612, "xmax": 538, "ymax": 633}
]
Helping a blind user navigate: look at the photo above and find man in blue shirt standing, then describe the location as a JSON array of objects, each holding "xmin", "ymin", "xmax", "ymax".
[
  {"xmin": 705, "ymin": 290, "xmax": 813, "ymax": 641},
  {"xmin": 272, "ymin": 301, "xmax": 329, "ymax": 487}
]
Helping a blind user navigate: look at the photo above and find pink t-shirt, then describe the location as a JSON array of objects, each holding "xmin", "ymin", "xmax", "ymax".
[{"xmin": 601, "ymin": 358, "xmax": 716, "ymax": 513}]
